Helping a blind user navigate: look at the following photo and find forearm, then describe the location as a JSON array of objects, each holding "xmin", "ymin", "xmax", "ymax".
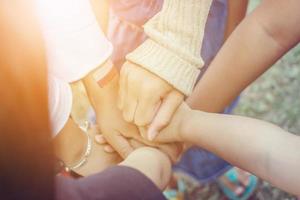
[
  {"xmin": 90, "ymin": 0, "xmax": 109, "ymax": 33},
  {"xmin": 224, "ymin": 0, "xmax": 248, "ymax": 40},
  {"xmin": 183, "ymin": 110, "xmax": 300, "ymax": 195},
  {"xmin": 54, "ymin": 118, "xmax": 86, "ymax": 166},
  {"xmin": 187, "ymin": 0, "xmax": 300, "ymax": 112},
  {"xmin": 127, "ymin": 0, "xmax": 212, "ymax": 95},
  {"xmin": 83, "ymin": 61, "xmax": 119, "ymax": 103}
]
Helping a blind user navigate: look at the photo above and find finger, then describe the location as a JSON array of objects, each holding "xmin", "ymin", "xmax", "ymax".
[
  {"xmin": 105, "ymin": 132, "xmax": 134, "ymax": 159},
  {"xmin": 95, "ymin": 134, "xmax": 107, "ymax": 144},
  {"xmin": 134, "ymin": 96, "xmax": 161, "ymax": 127},
  {"xmin": 148, "ymin": 91, "xmax": 184, "ymax": 141},
  {"xmin": 138, "ymin": 126, "xmax": 148, "ymax": 139},
  {"xmin": 123, "ymin": 95, "xmax": 138, "ymax": 123},
  {"xmin": 131, "ymin": 130, "xmax": 160, "ymax": 147},
  {"xmin": 157, "ymin": 143, "xmax": 183, "ymax": 163},
  {"xmin": 128, "ymin": 139, "xmax": 145, "ymax": 149},
  {"xmin": 122, "ymin": 75, "xmax": 139, "ymax": 122},
  {"xmin": 103, "ymin": 145, "xmax": 116, "ymax": 153},
  {"xmin": 118, "ymin": 64, "xmax": 129, "ymax": 110}
]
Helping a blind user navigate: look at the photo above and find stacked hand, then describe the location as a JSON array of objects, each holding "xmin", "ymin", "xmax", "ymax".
[
  {"xmin": 83, "ymin": 70, "xmax": 182, "ymax": 162},
  {"xmin": 118, "ymin": 62, "xmax": 184, "ymax": 140}
]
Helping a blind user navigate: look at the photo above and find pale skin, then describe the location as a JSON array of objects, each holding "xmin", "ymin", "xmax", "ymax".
[
  {"xmin": 153, "ymin": 103, "xmax": 300, "ymax": 196},
  {"xmin": 53, "ymin": 118, "xmax": 121, "ymax": 176},
  {"xmin": 223, "ymin": 1, "xmax": 248, "ymax": 41}
]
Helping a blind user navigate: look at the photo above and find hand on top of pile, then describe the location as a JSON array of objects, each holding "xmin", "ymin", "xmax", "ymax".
[
  {"xmin": 118, "ymin": 61, "xmax": 184, "ymax": 140},
  {"xmin": 83, "ymin": 70, "xmax": 182, "ymax": 162}
]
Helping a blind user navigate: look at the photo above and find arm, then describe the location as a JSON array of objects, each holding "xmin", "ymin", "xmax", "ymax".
[
  {"xmin": 155, "ymin": 103, "xmax": 300, "ymax": 196},
  {"xmin": 53, "ymin": 118, "xmax": 121, "ymax": 176},
  {"xmin": 56, "ymin": 148, "xmax": 170, "ymax": 200},
  {"xmin": 224, "ymin": 0, "xmax": 248, "ymax": 41},
  {"xmin": 118, "ymin": 0, "xmax": 212, "ymax": 135},
  {"xmin": 186, "ymin": 0, "xmax": 300, "ymax": 112},
  {"xmin": 83, "ymin": 67, "xmax": 182, "ymax": 161},
  {"xmin": 183, "ymin": 110, "xmax": 300, "ymax": 196}
]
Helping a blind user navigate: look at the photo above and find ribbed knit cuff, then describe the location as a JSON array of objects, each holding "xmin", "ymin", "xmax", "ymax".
[{"xmin": 126, "ymin": 39, "xmax": 202, "ymax": 96}]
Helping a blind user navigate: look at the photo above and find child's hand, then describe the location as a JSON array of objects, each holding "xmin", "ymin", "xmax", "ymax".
[
  {"xmin": 84, "ymin": 71, "xmax": 182, "ymax": 161},
  {"xmin": 139, "ymin": 102, "xmax": 191, "ymax": 143},
  {"xmin": 84, "ymin": 72, "xmax": 141, "ymax": 158},
  {"xmin": 120, "ymin": 147, "xmax": 172, "ymax": 190},
  {"xmin": 118, "ymin": 62, "xmax": 184, "ymax": 137},
  {"xmin": 95, "ymin": 133, "xmax": 183, "ymax": 163}
]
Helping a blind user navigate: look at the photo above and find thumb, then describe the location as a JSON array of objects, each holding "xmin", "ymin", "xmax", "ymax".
[
  {"xmin": 148, "ymin": 90, "xmax": 183, "ymax": 141},
  {"xmin": 105, "ymin": 131, "xmax": 134, "ymax": 159}
]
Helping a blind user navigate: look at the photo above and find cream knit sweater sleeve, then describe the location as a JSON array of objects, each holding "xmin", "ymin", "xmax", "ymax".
[{"xmin": 126, "ymin": 0, "xmax": 212, "ymax": 96}]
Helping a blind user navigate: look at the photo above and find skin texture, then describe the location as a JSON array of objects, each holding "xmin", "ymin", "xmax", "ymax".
[
  {"xmin": 118, "ymin": 61, "xmax": 184, "ymax": 133},
  {"xmin": 54, "ymin": 119, "xmax": 122, "ymax": 177},
  {"xmin": 154, "ymin": 102, "xmax": 300, "ymax": 196},
  {"xmin": 120, "ymin": 147, "xmax": 172, "ymax": 190},
  {"xmin": 83, "ymin": 67, "xmax": 182, "ymax": 161},
  {"xmin": 90, "ymin": 0, "xmax": 109, "ymax": 33},
  {"xmin": 223, "ymin": 0, "xmax": 248, "ymax": 41}
]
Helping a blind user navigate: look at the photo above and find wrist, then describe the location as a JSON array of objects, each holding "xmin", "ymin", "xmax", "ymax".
[
  {"xmin": 181, "ymin": 109, "xmax": 207, "ymax": 144},
  {"xmin": 180, "ymin": 109, "xmax": 193, "ymax": 142},
  {"xmin": 54, "ymin": 119, "xmax": 87, "ymax": 166},
  {"xmin": 120, "ymin": 147, "xmax": 171, "ymax": 190}
]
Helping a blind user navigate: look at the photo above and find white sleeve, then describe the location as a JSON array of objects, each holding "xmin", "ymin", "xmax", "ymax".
[
  {"xmin": 34, "ymin": 0, "xmax": 112, "ymax": 83},
  {"xmin": 48, "ymin": 76, "xmax": 72, "ymax": 137}
]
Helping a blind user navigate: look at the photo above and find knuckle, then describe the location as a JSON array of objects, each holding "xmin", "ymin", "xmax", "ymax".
[
  {"xmin": 123, "ymin": 111, "xmax": 133, "ymax": 123},
  {"xmin": 156, "ymin": 119, "xmax": 169, "ymax": 130},
  {"xmin": 134, "ymin": 118, "xmax": 147, "ymax": 127},
  {"xmin": 118, "ymin": 146, "xmax": 132, "ymax": 158}
]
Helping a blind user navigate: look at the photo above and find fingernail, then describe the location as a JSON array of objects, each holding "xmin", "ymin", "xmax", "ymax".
[
  {"xmin": 148, "ymin": 129, "xmax": 157, "ymax": 141},
  {"xmin": 104, "ymin": 145, "xmax": 114, "ymax": 153}
]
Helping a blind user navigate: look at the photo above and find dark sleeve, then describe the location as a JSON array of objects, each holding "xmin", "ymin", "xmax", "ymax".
[{"xmin": 55, "ymin": 166, "xmax": 166, "ymax": 200}]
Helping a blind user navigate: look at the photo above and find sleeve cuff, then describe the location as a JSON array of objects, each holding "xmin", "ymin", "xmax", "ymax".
[{"xmin": 127, "ymin": 39, "xmax": 202, "ymax": 96}]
